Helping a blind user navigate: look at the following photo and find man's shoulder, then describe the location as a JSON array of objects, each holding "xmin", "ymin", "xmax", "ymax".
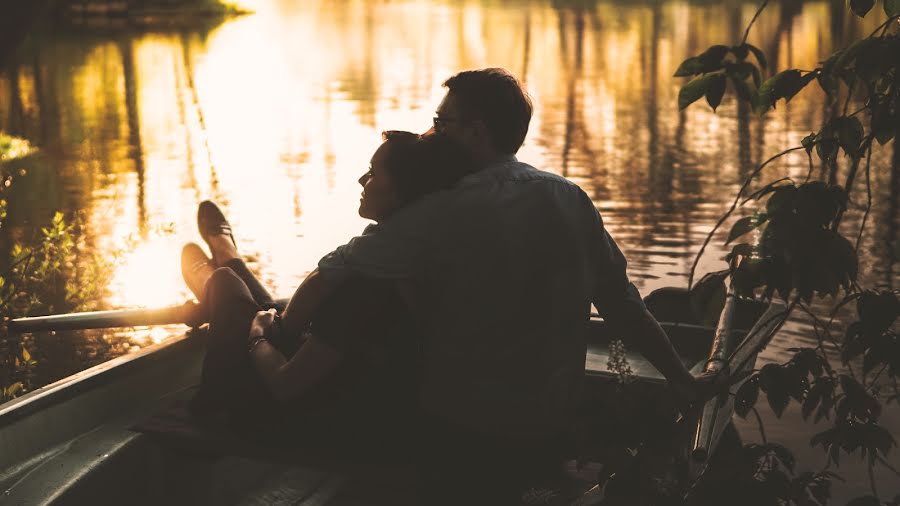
[
  {"xmin": 483, "ymin": 159, "xmax": 584, "ymax": 191},
  {"xmin": 518, "ymin": 163, "xmax": 578, "ymax": 185}
]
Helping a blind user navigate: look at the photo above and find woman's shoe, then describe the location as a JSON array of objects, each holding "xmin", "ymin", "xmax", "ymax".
[
  {"xmin": 197, "ymin": 200, "xmax": 237, "ymax": 265},
  {"xmin": 181, "ymin": 243, "xmax": 215, "ymax": 301}
]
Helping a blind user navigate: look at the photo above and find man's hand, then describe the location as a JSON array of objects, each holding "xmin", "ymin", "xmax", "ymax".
[{"xmin": 249, "ymin": 308, "xmax": 277, "ymax": 341}]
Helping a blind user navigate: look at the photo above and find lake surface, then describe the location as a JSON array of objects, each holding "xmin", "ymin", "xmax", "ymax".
[{"xmin": 1, "ymin": 0, "xmax": 898, "ymax": 499}]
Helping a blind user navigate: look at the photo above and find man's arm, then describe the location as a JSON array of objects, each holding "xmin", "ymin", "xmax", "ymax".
[
  {"xmin": 280, "ymin": 204, "xmax": 434, "ymax": 338},
  {"xmin": 585, "ymin": 196, "xmax": 698, "ymax": 394},
  {"xmin": 617, "ymin": 307, "xmax": 695, "ymax": 386}
]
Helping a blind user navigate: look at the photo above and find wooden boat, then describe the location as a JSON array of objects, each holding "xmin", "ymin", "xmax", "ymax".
[{"xmin": 0, "ymin": 288, "xmax": 784, "ymax": 505}]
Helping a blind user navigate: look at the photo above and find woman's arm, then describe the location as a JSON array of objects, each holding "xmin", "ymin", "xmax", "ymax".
[
  {"xmin": 280, "ymin": 268, "xmax": 341, "ymax": 338},
  {"xmin": 247, "ymin": 309, "xmax": 343, "ymax": 402}
]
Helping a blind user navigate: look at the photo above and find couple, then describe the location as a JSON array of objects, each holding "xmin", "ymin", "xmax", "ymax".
[{"xmin": 181, "ymin": 68, "xmax": 710, "ymax": 504}]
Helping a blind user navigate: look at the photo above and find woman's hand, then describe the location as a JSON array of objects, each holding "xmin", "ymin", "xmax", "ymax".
[{"xmin": 248, "ymin": 308, "xmax": 277, "ymax": 341}]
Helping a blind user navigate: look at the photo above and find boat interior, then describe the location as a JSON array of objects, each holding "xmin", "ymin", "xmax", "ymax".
[{"xmin": 0, "ymin": 289, "xmax": 767, "ymax": 505}]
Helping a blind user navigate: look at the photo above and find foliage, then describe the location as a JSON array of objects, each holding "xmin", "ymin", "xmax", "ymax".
[
  {"xmin": 0, "ymin": 133, "xmax": 116, "ymax": 404},
  {"xmin": 673, "ymin": 1, "xmax": 900, "ymax": 504},
  {"xmin": 606, "ymin": 338, "xmax": 634, "ymax": 384}
]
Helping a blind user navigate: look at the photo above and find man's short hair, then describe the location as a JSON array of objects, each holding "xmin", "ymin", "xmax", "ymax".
[{"xmin": 443, "ymin": 68, "xmax": 533, "ymax": 154}]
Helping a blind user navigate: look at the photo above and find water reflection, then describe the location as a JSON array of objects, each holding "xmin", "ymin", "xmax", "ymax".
[{"xmin": 0, "ymin": 0, "xmax": 897, "ymax": 496}]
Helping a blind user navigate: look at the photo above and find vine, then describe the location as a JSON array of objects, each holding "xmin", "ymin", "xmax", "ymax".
[{"xmin": 673, "ymin": 1, "xmax": 900, "ymax": 504}]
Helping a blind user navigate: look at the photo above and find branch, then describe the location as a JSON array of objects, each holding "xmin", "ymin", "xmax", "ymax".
[
  {"xmin": 833, "ymin": 136, "xmax": 874, "ymax": 232},
  {"xmin": 855, "ymin": 142, "xmax": 874, "ymax": 250},
  {"xmin": 843, "ymin": 80, "xmax": 856, "ymax": 116},
  {"xmin": 868, "ymin": 13, "xmax": 900, "ymax": 39},
  {"xmin": 751, "ymin": 406, "xmax": 768, "ymax": 444},
  {"xmin": 867, "ymin": 364, "xmax": 889, "ymax": 391},
  {"xmin": 875, "ymin": 454, "xmax": 900, "ymax": 478},
  {"xmin": 689, "ymin": 146, "xmax": 805, "ymax": 288},
  {"xmin": 868, "ymin": 462, "xmax": 879, "ymax": 499},
  {"xmin": 742, "ymin": 0, "xmax": 771, "ymax": 45},
  {"xmin": 805, "ymin": 151, "xmax": 814, "ymax": 183}
]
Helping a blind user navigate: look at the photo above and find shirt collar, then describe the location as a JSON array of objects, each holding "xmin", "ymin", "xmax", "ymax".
[{"xmin": 483, "ymin": 154, "xmax": 519, "ymax": 171}]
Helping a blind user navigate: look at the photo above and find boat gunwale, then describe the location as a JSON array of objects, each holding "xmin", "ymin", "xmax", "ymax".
[
  {"xmin": 0, "ymin": 316, "xmax": 733, "ymax": 428},
  {"xmin": 0, "ymin": 330, "xmax": 202, "ymax": 428}
]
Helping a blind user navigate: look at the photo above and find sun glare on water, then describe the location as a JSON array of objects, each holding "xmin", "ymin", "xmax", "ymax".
[{"xmin": 108, "ymin": 238, "xmax": 190, "ymax": 310}]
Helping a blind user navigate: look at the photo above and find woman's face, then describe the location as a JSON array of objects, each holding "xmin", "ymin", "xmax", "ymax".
[{"xmin": 358, "ymin": 141, "xmax": 402, "ymax": 222}]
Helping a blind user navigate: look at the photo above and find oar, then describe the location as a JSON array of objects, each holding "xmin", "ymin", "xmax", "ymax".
[
  {"xmin": 688, "ymin": 289, "xmax": 787, "ymax": 480},
  {"xmin": 6, "ymin": 298, "xmax": 290, "ymax": 334}
]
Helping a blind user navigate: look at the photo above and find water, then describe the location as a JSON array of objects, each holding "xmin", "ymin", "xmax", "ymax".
[{"xmin": 1, "ymin": 0, "xmax": 898, "ymax": 499}]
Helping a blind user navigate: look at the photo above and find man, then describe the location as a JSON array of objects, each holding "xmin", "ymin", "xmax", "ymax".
[{"xmin": 274, "ymin": 68, "xmax": 706, "ymax": 502}]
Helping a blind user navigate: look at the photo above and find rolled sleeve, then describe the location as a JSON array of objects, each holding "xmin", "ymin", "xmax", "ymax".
[
  {"xmin": 317, "ymin": 198, "xmax": 437, "ymax": 283},
  {"xmin": 589, "ymin": 207, "xmax": 647, "ymax": 326}
]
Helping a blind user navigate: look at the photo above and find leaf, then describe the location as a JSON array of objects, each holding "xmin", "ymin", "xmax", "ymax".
[
  {"xmin": 886, "ymin": 0, "xmax": 900, "ymax": 16},
  {"xmin": 705, "ymin": 74, "xmax": 727, "ymax": 111},
  {"xmin": 768, "ymin": 443, "xmax": 796, "ymax": 472},
  {"xmin": 4, "ymin": 382, "xmax": 23, "ymax": 398},
  {"xmin": 679, "ymin": 73, "xmax": 722, "ymax": 110},
  {"xmin": 729, "ymin": 75, "xmax": 755, "ymax": 104},
  {"xmin": 674, "ymin": 56, "xmax": 704, "ymax": 77},
  {"xmin": 817, "ymin": 70, "xmax": 840, "ymax": 101},
  {"xmin": 758, "ymin": 69, "xmax": 820, "ymax": 113},
  {"xmin": 727, "ymin": 214, "xmax": 767, "ymax": 244},
  {"xmin": 872, "ymin": 102, "xmax": 896, "ymax": 145},
  {"xmin": 728, "ymin": 243, "xmax": 755, "ymax": 263},
  {"xmin": 802, "ymin": 382, "xmax": 824, "ymax": 420},
  {"xmin": 766, "ymin": 186, "xmax": 797, "ymax": 216},
  {"xmin": 801, "ymin": 133, "xmax": 816, "ymax": 154},
  {"xmin": 759, "ymin": 364, "xmax": 791, "ymax": 417},
  {"xmin": 862, "ymin": 349, "xmax": 882, "ymax": 375},
  {"xmin": 745, "ymin": 43, "xmax": 768, "ymax": 70},
  {"xmin": 730, "ymin": 44, "xmax": 749, "ymax": 61},
  {"xmin": 849, "ymin": 0, "xmax": 875, "ymax": 16},
  {"xmin": 816, "ymin": 138, "xmax": 840, "ymax": 165},
  {"xmin": 835, "ymin": 38, "xmax": 878, "ymax": 72},
  {"xmin": 673, "ymin": 45, "xmax": 730, "ymax": 77},
  {"xmin": 836, "ymin": 116, "xmax": 864, "ymax": 158},
  {"xmin": 787, "ymin": 72, "xmax": 818, "ymax": 102}
]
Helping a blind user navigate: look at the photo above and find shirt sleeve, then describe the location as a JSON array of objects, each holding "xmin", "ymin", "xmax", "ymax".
[
  {"xmin": 317, "ymin": 196, "xmax": 440, "ymax": 284},
  {"xmin": 587, "ymin": 199, "xmax": 648, "ymax": 326}
]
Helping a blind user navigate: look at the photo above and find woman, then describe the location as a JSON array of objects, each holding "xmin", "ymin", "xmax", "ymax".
[{"xmin": 180, "ymin": 131, "xmax": 472, "ymax": 449}]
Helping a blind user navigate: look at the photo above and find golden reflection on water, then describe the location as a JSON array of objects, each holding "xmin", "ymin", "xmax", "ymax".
[
  {"xmin": 1, "ymin": 0, "xmax": 898, "ymax": 495},
  {"xmin": 0, "ymin": 0, "xmax": 894, "ymax": 317}
]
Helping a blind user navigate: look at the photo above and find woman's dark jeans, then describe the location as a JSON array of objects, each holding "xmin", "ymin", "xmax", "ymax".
[
  {"xmin": 191, "ymin": 260, "xmax": 282, "ymax": 416},
  {"xmin": 188, "ymin": 260, "xmax": 564, "ymax": 503},
  {"xmin": 189, "ymin": 260, "xmax": 292, "ymax": 419}
]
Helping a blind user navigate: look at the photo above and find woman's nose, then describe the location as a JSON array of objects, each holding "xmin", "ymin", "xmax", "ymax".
[{"xmin": 358, "ymin": 173, "xmax": 369, "ymax": 186}]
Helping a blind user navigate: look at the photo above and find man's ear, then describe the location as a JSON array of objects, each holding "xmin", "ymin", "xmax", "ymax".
[{"xmin": 470, "ymin": 119, "xmax": 490, "ymax": 142}]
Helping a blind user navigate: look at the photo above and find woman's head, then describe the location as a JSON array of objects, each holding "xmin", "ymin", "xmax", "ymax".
[{"xmin": 358, "ymin": 130, "xmax": 472, "ymax": 222}]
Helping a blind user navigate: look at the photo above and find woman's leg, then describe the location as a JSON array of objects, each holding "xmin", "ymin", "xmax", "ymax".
[
  {"xmin": 191, "ymin": 267, "xmax": 272, "ymax": 416},
  {"xmin": 221, "ymin": 258, "xmax": 284, "ymax": 312}
]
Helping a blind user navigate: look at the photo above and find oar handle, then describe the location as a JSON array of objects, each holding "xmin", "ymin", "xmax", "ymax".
[
  {"xmin": 7, "ymin": 302, "xmax": 203, "ymax": 334},
  {"xmin": 6, "ymin": 297, "xmax": 292, "ymax": 334}
]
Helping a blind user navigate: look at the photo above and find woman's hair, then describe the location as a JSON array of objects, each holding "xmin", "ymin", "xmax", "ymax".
[{"xmin": 380, "ymin": 130, "xmax": 474, "ymax": 204}]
